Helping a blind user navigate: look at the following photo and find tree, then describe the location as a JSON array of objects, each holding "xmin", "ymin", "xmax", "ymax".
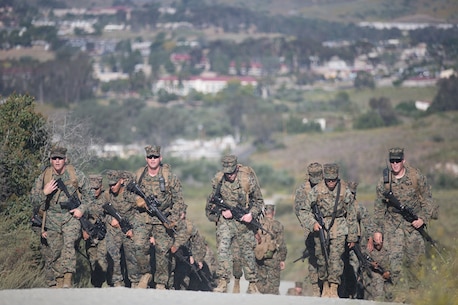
[
  {"xmin": 354, "ymin": 71, "xmax": 375, "ymax": 90},
  {"xmin": 428, "ymin": 75, "xmax": 458, "ymax": 112},
  {"xmin": 369, "ymin": 96, "xmax": 399, "ymax": 126},
  {"xmin": 0, "ymin": 94, "xmax": 49, "ymax": 212}
]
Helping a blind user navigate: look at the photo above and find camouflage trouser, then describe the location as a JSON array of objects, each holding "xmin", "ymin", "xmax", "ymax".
[
  {"xmin": 86, "ymin": 238, "xmax": 108, "ymax": 287},
  {"xmin": 365, "ymin": 272, "xmax": 390, "ymax": 301},
  {"xmin": 314, "ymin": 234, "xmax": 346, "ymax": 285},
  {"xmin": 305, "ymin": 233, "xmax": 319, "ymax": 285},
  {"xmin": 216, "ymin": 219, "xmax": 257, "ymax": 282},
  {"xmin": 133, "ymin": 213, "xmax": 154, "ymax": 276},
  {"xmin": 46, "ymin": 216, "xmax": 81, "ymax": 278},
  {"xmin": 106, "ymin": 225, "xmax": 140, "ymax": 285},
  {"xmin": 256, "ymin": 257, "xmax": 281, "ymax": 294},
  {"xmin": 385, "ymin": 227, "xmax": 425, "ymax": 297},
  {"xmin": 152, "ymin": 224, "xmax": 175, "ymax": 287},
  {"xmin": 232, "ymin": 237, "xmax": 243, "ymax": 279}
]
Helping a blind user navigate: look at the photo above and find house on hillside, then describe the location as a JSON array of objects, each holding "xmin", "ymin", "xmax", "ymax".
[{"xmin": 153, "ymin": 75, "xmax": 258, "ymax": 95}]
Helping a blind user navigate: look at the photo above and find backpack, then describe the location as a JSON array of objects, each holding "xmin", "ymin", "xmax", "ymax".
[
  {"xmin": 215, "ymin": 164, "xmax": 258, "ymax": 208},
  {"xmin": 254, "ymin": 220, "xmax": 277, "ymax": 260},
  {"xmin": 135, "ymin": 163, "xmax": 172, "ymax": 193}
]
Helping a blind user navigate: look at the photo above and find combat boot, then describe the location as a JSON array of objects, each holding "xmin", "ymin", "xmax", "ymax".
[
  {"xmin": 137, "ymin": 273, "xmax": 152, "ymax": 289},
  {"xmin": 63, "ymin": 272, "xmax": 72, "ymax": 288},
  {"xmin": 329, "ymin": 283, "xmax": 339, "ymax": 298},
  {"xmin": 232, "ymin": 278, "xmax": 240, "ymax": 293},
  {"xmin": 213, "ymin": 279, "xmax": 228, "ymax": 293},
  {"xmin": 321, "ymin": 281, "xmax": 330, "ymax": 298},
  {"xmin": 113, "ymin": 281, "xmax": 124, "ymax": 287},
  {"xmin": 312, "ymin": 283, "xmax": 321, "ymax": 297},
  {"xmin": 155, "ymin": 283, "xmax": 166, "ymax": 290},
  {"xmin": 246, "ymin": 282, "xmax": 260, "ymax": 294},
  {"xmin": 54, "ymin": 277, "xmax": 64, "ymax": 288}
]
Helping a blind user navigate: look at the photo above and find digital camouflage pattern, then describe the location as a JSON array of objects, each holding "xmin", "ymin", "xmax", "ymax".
[
  {"xmin": 255, "ymin": 215, "xmax": 287, "ymax": 295},
  {"xmin": 134, "ymin": 163, "xmax": 187, "ymax": 288},
  {"xmin": 374, "ymin": 164, "xmax": 434, "ymax": 299},
  {"xmin": 30, "ymin": 163, "xmax": 91, "ymax": 283},
  {"xmin": 300, "ymin": 177, "xmax": 358, "ymax": 286},
  {"xmin": 206, "ymin": 160, "xmax": 264, "ymax": 285},
  {"xmin": 103, "ymin": 178, "xmax": 140, "ymax": 286}
]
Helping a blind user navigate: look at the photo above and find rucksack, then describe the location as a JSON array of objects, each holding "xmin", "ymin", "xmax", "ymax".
[{"xmin": 215, "ymin": 164, "xmax": 258, "ymax": 208}]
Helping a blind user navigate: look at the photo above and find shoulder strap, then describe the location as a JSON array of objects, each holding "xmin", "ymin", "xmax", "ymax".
[{"xmin": 327, "ymin": 180, "xmax": 341, "ymax": 230}]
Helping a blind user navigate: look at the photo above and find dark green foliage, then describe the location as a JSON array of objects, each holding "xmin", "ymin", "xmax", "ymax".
[
  {"xmin": 428, "ymin": 75, "xmax": 458, "ymax": 113},
  {"xmin": 353, "ymin": 111, "xmax": 385, "ymax": 129},
  {"xmin": 0, "ymin": 94, "xmax": 49, "ymax": 211}
]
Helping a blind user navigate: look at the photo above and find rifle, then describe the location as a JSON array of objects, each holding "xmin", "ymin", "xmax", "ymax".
[
  {"xmin": 31, "ymin": 207, "xmax": 44, "ymax": 228},
  {"xmin": 102, "ymin": 202, "xmax": 133, "ymax": 234},
  {"xmin": 352, "ymin": 243, "xmax": 390, "ymax": 280},
  {"xmin": 293, "ymin": 248, "xmax": 310, "ymax": 263},
  {"xmin": 210, "ymin": 194, "xmax": 272, "ymax": 235},
  {"xmin": 383, "ymin": 190, "xmax": 445, "ymax": 262},
  {"xmin": 311, "ymin": 203, "xmax": 330, "ymax": 269},
  {"xmin": 56, "ymin": 178, "xmax": 106, "ymax": 241},
  {"xmin": 126, "ymin": 181, "xmax": 177, "ymax": 233}
]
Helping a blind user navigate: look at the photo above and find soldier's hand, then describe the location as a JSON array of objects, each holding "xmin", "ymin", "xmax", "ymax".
[
  {"xmin": 43, "ymin": 179, "xmax": 57, "ymax": 196},
  {"xmin": 313, "ymin": 222, "xmax": 322, "ymax": 232},
  {"xmin": 126, "ymin": 229, "xmax": 133, "ymax": 238},
  {"xmin": 382, "ymin": 271, "xmax": 391, "ymax": 280},
  {"xmin": 170, "ymin": 245, "xmax": 178, "ymax": 254},
  {"xmin": 240, "ymin": 212, "xmax": 253, "ymax": 223},
  {"xmin": 164, "ymin": 221, "xmax": 176, "ymax": 230},
  {"xmin": 70, "ymin": 208, "xmax": 83, "ymax": 219},
  {"xmin": 111, "ymin": 218, "xmax": 120, "ymax": 228},
  {"xmin": 135, "ymin": 196, "xmax": 146, "ymax": 208},
  {"xmin": 412, "ymin": 218, "xmax": 424, "ymax": 229},
  {"xmin": 189, "ymin": 256, "xmax": 195, "ymax": 264},
  {"xmin": 221, "ymin": 209, "xmax": 233, "ymax": 219},
  {"xmin": 150, "ymin": 236, "xmax": 156, "ymax": 245},
  {"xmin": 82, "ymin": 230, "xmax": 90, "ymax": 240}
]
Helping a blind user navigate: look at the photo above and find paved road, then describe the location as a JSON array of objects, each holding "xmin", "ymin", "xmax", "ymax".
[{"xmin": 0, "ymin": 285, "xmax": 400, "ymax": 305}]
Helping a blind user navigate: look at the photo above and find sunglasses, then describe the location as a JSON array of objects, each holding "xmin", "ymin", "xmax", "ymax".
[
  {"xmin": 325, "ymin": 178, "xmax": 338, "ymax": 183},
  {"xmin": 147, "ymin": 155, "xmax": 160, "ymax": 159},
  {"xmin": 51, "ymin": 156, "xmax": 64, "ymax": 160},
  {"xmin": 389, "ymin": 159, "xmax": 403, "ymax": 164}
]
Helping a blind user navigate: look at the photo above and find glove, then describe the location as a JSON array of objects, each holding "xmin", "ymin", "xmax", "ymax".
[
  {"xmin": 136, "ymin": 196, "xmax": 146, "ymax": 208},
  {"xmin": 164, "ymin": 221, "xmax": 176, "ymax": 230}
]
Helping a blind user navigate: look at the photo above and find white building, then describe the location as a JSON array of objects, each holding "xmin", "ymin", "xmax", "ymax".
[{"xmin": 153, "ymin": 75, "xmax": 258, "ymax": 96}]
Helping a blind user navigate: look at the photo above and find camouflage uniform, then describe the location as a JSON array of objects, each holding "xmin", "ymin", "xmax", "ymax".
[
  {"xmin": 85, "ymin": 174, "xmax": 108, "ymax": 287},
  {"xmin": 300, "ymin": 163, "xmax": 358, "ymax": 298},
  {"xmin": 206, "ymin": 155, "xmax": 264, "ymax": 293},
  {"xmin": 133, "ymin": 145, "xmax": 187, "ymax": 289},
  {"xmin": 174, "ymin": 219, "xmax": 213, "ymax": 291},
  {"xmin": 286, "ymin": 281, "xmax": 307, "ymax": 296},
  {"xmin": 294, "ymin": 162, "xmax": 323, "ymax": 296},
  {"xmin": 30, "ymin": 146, "xmax": 90, "ymax": 288},
  {"xmin": 341, "ymin": 181, "xmax": 375, "ymax": 299},
  {"xmin": 255, "ymin": 204, "xmax": 287, "ymax": 295},
  {"xmin": 365, "ymin": 244, "xmax": 392, "ymax": 301},
  {"xmin": 373, "ymin": 147, "xmax": 435, "ymax": 300},
  {"xmin": 104, "ymin": 170, "xmax": 140, "ymax": 287}
]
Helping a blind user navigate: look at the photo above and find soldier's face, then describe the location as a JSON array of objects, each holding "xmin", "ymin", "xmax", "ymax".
[
  {"xmin": 390, "ymin": 159, "xmax": 405, "ymax": 174},
  {"xmin": 50, "ymin": 156, "xmax": 65, "ymax": 172},
  {"xmin": 146, "ymin": 155, "xmax": 161, "ymax": 170},
  {"xmin": 325, "ymin": 178, "xmax": 338, "ymax": 190}
]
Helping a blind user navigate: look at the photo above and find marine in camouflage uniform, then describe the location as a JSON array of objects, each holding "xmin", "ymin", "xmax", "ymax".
[
  {"xmin": 286, "ymin": 281, "xmax": 307, "ymax": 296},
  {"xmin": 133, "ymin": 145, "xmax": 188, "ymax": 289},
  {"xmin": 205, "ymin": 154, "xmax": 264, "ymax": 294},
  {"xmin": 254, "ymin": 204, "xmax": 287, "ymax": 295},
  {"xmin": 30, "ymin": 146, "xmax": 90, "ymax": 288},
  {"xmin": 173, "ymin": 217, "xmax": 213, "ymax": 291},
  {"xmin": 340, "ymin": 181, "xmax": 375, "ymax": 299},
  {"xmin": 364, "ymin": 236, "xmax": 392, "ymax": 302},
  {"xmin": 373, "ymin": 147, "xmax": 435, "ymax": 302},
  {"xmin": 294, "ymin": 162, "xmax": 323, "ymax": 296},
  {"xmin": 104, "ymin": 170, "xmax": 140, "ymax": 287},
  {"xmin": 299, "ymin": 163, "xmax": 358, "ymax": 298},
  {"xmin": 84, "ymin": 174, "xmax": 108, "ymax": 287}
]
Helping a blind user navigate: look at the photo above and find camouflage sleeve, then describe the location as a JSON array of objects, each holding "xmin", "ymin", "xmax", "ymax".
[
  {"xmin": 275, "ymin": 221, "xmax": 288, "ymax": 261},
  {"xmin": 359, "ymin": 203, "xmax": 375, "ymax": 239},
  {"xmin": 74, "ymin": 168, "xmax": 92, "ymax": 214},
  {"xmin": 416, "ymin": 171, "xmax": 434, "ymax": 223},
  {"xmin": 373, "ymin": 180, "xmax": 386, "ymax": 235},
  {"xmin": 299, "ymin": 187, "xmax": 318, "ymax": 233},
  {"xmin": 191, "ymin": 231, "xmax": 207, "ymax": 262},
  {"xmin": 30, "ymin": 173, "xmax": 46, "ymax": 210},
  {"xmin": 294, "ymin": 183, "xmax": 309, "ymax": 230},
  {"xmin": 205, "ymin": 175, "xmax": 220, "ymax": 222},
  {"xmin": 172, "ymin": 219, "xmax": 189, "ymax": 248},
  {"xmin": 169, "ymin": 174, "xmax": 186, "ymax": 223},
  {"xmin": 344, "ymin": 187, "xmax": 359, "ymax": 243},
  {"xmin": 248, "ymin": 171, "xmax": 264, "ymax": 218}
]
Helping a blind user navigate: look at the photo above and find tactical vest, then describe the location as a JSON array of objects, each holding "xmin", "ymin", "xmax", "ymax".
[
  {"xmin": 215, "ymin": 164, "xmax": 257, "ymax": 208},
  {"xmin": 135, "ymin": 163, "xmax": 172, "ymax": 194},
  {"xmin": 42, "ymin": 164, "xmax": 80, "ymax": 207}
]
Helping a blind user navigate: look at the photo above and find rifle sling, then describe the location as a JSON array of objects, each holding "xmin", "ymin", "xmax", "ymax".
[{"xmin": 327, "ymin": 180, "xmax": 341, "ymax": 232}]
